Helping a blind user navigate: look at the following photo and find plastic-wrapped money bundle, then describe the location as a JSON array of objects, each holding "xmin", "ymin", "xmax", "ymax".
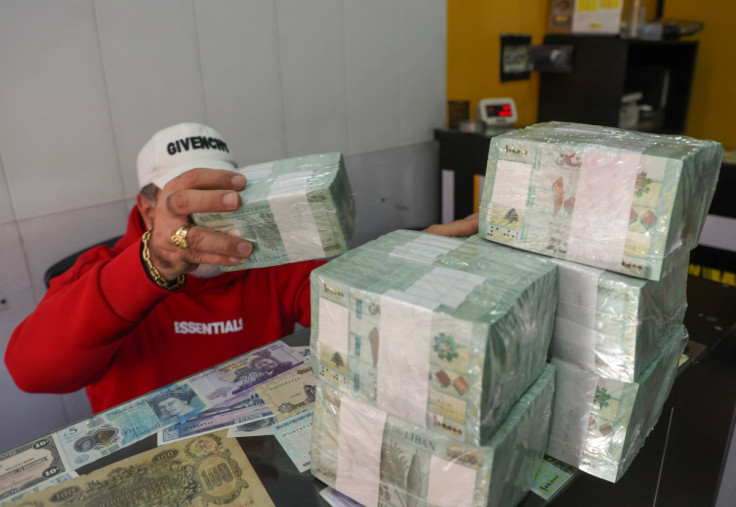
[
  {"xmin": 193, "ymin": 152, "xmax": 354, "ymax": 270},
  {"xmin": 546, "ymin": 324, "xmax": 687, "ymax": 483},
  {"xmin": 479, "ymin": 122, "xmax": 722, "ymax": 280},
  {"xmin": 311, "ymin": 364, "xmax": 555, "ymax": 507},
  {"xmin": 310, "ymin": 230, "xmax": 558, "ymax": 445},
  {"xmin": 550, "ymin": 249, "xmax": 688, "ymax": 382}
]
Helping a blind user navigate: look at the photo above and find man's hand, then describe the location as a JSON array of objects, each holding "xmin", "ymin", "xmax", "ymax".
[
  {"xmin": 148, "ymin": 168, "xmax": 253, "ymax": 280},
  {"xmin": 423, "ymin": 213, "xmax": 479, "ymax": 238}
]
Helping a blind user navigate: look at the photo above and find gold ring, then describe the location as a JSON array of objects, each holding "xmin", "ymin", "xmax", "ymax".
[{"xmin": 171, "ymin": 223, "xmax": 195, "ymax": 250}]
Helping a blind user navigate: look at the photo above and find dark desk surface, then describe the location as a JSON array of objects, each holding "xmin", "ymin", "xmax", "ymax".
[{"xmin": 48, "ymin": 275, "xmax": 736, "ymax": 506}]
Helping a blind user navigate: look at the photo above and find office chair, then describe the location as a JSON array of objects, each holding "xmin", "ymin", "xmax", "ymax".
[{"xmin": 43, "ymin": 236, "xmax": 122, "ymax": 288}]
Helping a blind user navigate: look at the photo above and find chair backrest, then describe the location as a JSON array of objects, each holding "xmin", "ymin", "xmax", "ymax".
[{"xmin": 44, "ymin": 236, "xmax": 123, "ymax": 288}]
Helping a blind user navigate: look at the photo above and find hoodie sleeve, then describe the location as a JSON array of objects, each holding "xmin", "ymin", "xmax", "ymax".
[{"xmin": 5, "ymin": 239, "xmax": 172, "ymax": 394}]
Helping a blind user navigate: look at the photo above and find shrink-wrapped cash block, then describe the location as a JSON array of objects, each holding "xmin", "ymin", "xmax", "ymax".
[
  {"xmin": 550, "ymin": 250, "xmax": 688, "ymax": 383},
  {"xmin": 546, "ymin": 325, "xmax": 687, "ymax": 483},
  {"xmin": 309, "ymin": 230, "xmax": 558, "ymax": 446},
  {"xmin": 193, "ymin": 152, "xmax": 354, "ymax": 270},
  {"xmin": 311, "ymin": 364, "xmax": 555, "ymax": 507},
  {"xmin": 479, "ymin": 122, "xmax": 722, "ymax": 281}
]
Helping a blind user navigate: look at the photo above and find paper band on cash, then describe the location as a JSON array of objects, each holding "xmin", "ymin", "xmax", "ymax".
[
  {"xmin": 317, "ymin": 297, "xmax": 349, "ymax": 362},
  {"xmin": 546, "ymin": 358, "xmax": 600, "ymax": 465},
  {"xmin": 567, "ymin": 148, "xmax": 642, "ymax": 270},
  {"xmin": 377, "ymin": 267, "xmax": 485, "ymax": 426},
  {"xmin": 426, "ymin": 456, "xmax": 477, "ymax": 507},
  {"xmin": 267, "ymin": 171, "xmax": 325, "ymax": 261},
  {"xmin": 550, "ymin": 260, "xmax": 603, "ymax": 371},
  {"xmin": 336, "ymin": 395, "xmax": 387, "ymax": 507}
]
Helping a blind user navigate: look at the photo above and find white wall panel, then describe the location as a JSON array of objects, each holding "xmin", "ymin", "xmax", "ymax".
[
  {"xmin": 0, "ymin": 0, "xmax": 121, "ymax": 220},
  {"xmin": 0, "ymin": 222, "xmax": 71, "ymax": 452},
  {"xmin": 0, "ymin": 223, "xmax": 36, "ymax": 328},
  {"xmin": 0, "ymin": 161, "xmax": 15, "ymax": 225},
  {"xmin": 277, "ymin": 0, "xmax": 349, "ymax": 157},
  {"xmin": 196, "ymin": 1, "xmax": 287, "ymax": 167},
  {"xmin": 95, "ymin": 0, "xmax": 207, "ymax": 197},
  {"xmin": 18, "ymin": 201, "xmax": 130, "ymax": 301},
  {"xmin": 344, "ymin": 0, "xmax": 401, "ymax": 155},
  {"xmin": 0, "ymin": 369, "xmax": 71, "ymax": 453},
  {"xmin": 346, "ymin": 142, "xmax": 437, "ymax": 247},
  {"xmin": 400, "ymin": 0, "xmax": 446, "ymax": 145}
]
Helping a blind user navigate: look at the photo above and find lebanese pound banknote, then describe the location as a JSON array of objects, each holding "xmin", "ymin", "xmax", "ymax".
[
  {"xmin": 311, "ymin": 364, "xmax": 555, "ymax": 507},
  {"xmin": 550, "ymin": 248, "xmax": 689, "ymax": 382},
  {"xmin": 193, "ymin": 152, "xmax": 354, "ymax": 270},
  {"xmin": 12, "ymin": 430, "xmax": 274, "ymax": 507},
  {"xmin": 310, "ymin": 230, "xmax": 558, "ymax": 445},
  {"xmin": 479, "ymin": 122, "xmax": 722, "ymax": 280},
  {"xmin": 547, "ymin": 325, "xmax": 687, "ymax": 483},
  {"xmin": 0, "ymin": 434, "xmax": 71, "ymax": 503}
]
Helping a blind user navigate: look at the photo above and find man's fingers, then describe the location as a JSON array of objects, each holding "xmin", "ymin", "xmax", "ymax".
[
  {"xmin": 166, "ymin": 168, "xmax": 246, "ymax": 192},
  {"xmin": 176, "ymin": 226, "xmax": 253, "ymax": 260},
  {"xmin": 166, "ymin": 189, "xmax": 242, "ymax": 215}
]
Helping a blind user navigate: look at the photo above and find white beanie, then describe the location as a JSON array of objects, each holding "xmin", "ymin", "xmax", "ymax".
[{"xmin": 136, "ymin": 122, "xmax": 238, "ymax": 189}]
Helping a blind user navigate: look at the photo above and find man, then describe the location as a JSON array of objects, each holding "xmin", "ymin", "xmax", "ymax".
[
  {"xmin": 6, "ymin": 123, "xmax": 319, "ymax": 414},
  {"xmin": 5, "ymin": 122, "xmax": 479, "ymax": 414}
]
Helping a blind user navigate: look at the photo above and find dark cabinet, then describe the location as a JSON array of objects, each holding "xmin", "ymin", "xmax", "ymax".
[{"xmin": 538, "ymin": 35, "xmax": 698, "ymax": 134}]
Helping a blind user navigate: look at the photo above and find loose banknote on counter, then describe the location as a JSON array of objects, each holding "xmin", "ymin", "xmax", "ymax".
[
  {"xmin": 0, "ymin": 434, "xmax": 73, "ymax": 505},
  {"xmin": 311, "ymin": 365, "xmax": 555, "ymax": 507},
  {"xmin": 193, "ymin": 152, "xmax": 354, "ymax": 270},
  {"xmin": 10, "ymin": 431, "xmax": 274, "ymax": 506},
  {"xmin": 310, "ymin": 230, "xmax": 558, "ymax": 445},
  {"xmin": 52, "ymin": 340, "xmax": 305, "ymax": 471},
  {"xmin": 479, "ymin": 122, "xmax": 722, "ymax": 280}
]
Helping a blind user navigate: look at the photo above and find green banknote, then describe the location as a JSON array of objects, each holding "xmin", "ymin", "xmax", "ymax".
[
  {"xmin": 193, "ymin": 152, "xmax": 354, "ymax": 270},
  {"xmin": 310, "ymin": 230, "xmax": 558, "ymax": 445},
  {"xmin": 310, "ymin": 364, "xmax": 555, "ymax": 507},
  {"xmin": 479, "ymin": 122, "xmax": 722, "ymax": 280},
  {"xmin": 550, "ymin": 248, "xmax": 689, "ymax": 382},
  {"xmin": 547, "ymin": 324, "xmax": 687, "ymax": 483},
  {"xmin": 14, "ymin": 431, "xmax": 274, "ymax": 506}
]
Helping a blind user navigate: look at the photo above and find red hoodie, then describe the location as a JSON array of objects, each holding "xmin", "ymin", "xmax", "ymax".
[{"xmin": 5, "ymin": 207, "xmax": 322, "ymax": 413}]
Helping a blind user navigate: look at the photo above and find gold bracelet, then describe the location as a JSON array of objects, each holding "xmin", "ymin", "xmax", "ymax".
[{"xmin": 141, "ymin": 230, "xmax": 186, "ymax": 291}]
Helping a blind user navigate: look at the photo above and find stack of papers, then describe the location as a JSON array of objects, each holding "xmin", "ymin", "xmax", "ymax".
[
  {"xmin": 309, "ymin": 230, "xmax": 558, "ymax": 445},
  {"xmin": 479, "ymin": 122, "xmax": 722, "ymax": 280},
  {"xmin": 311, "ymin": 364, "xmax": 555, "ymax": 507},
  {"xmin": 193, "ymin": 152, "xmax": 354, "ymax": 270}
]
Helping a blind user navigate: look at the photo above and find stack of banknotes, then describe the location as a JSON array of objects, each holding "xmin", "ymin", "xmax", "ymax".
[
  {"xmin": 546, "ymin": 325, "xmax": 687, "ymax": 483},
  {"xmin": 311, "ymin": 364, "xmax": 555, "ymax": 507},
  {"xmin": 309, "ymin": 230, "xmax": 558, "ymax": 445},
  {"xmin": 193, "ymin": 152, "xmax": 354, "ymax": 270},
  {"xmin": 550, "ymin": 248, "xmax": 689, "ymax": 383},
  {"xmin": 478, "ymin": 122, "xmax": 722, "ymax": 280}
]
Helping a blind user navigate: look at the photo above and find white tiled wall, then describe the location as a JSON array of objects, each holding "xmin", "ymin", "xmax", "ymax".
[{"xmin": 0, "ymin": 0, "xmax": 445, "ymax": 452}]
